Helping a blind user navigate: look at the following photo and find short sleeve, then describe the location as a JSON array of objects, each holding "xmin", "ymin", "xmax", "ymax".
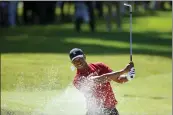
[{"xmin": 95, "ymin": 62, "xmax": 113, "ymax": 73}]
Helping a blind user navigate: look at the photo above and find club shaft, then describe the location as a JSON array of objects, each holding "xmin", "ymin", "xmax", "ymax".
[
  {"xmin": 124, "ymin": 3, "xmax": 133, "ymax": 61},
  {"xmin": 130, "ymin": 12, "xmax": 132, "ymax": 61}
]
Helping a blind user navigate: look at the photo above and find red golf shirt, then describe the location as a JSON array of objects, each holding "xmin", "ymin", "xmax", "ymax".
[{"xmin": 73, "ymin": 62, "xmax": 118, "ymax": 109}]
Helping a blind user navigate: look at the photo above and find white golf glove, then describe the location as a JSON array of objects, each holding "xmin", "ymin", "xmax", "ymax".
[{"xmin": 126, "ymin": 67, "xmax": 135, "ymax": 81}]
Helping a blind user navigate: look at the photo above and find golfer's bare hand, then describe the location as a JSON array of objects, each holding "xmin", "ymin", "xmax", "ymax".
[{"xmin": 124, "ymin": 61, "xmax": 134, "ymax": 73}]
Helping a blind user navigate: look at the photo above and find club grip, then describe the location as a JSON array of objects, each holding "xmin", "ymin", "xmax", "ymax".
[{"xmin": 130, "ymin": 55, "xmax": 132, "ymax": 61}]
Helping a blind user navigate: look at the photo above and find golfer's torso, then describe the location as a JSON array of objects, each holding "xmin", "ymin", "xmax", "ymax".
[{"xmin": 78, "ymin": 63, "xmax": 117, "ymax": 109}]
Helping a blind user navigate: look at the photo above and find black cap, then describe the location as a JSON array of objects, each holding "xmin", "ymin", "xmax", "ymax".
[{"xmin": 69, "ymin": 48, "xmax": 84, "ymax": 61}]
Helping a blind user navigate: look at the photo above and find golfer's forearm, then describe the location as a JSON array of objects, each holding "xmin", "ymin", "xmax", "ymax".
[
  {"xmin": 89, "ymin": 69, "xmax": 126, "ymax": 83},
  {"xmin": 101, "ymin": 69, "xmax": 126, "ymax": 79}
]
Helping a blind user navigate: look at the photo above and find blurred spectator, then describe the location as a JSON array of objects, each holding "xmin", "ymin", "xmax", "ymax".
[
  {"xmin": 0, "ymin": 1, "xmax": 171, "ymax": 29},
  {"xmin": 105, "ymin": 1, "xmax": 122, "ymax": 32},
  {"xmin": 74, "ymin": 1, "xmax": 89, "ymax": 32},
  {"xmin": 95, "ymin": 1, "xmax": 103, "ymax": 18},
  {"xmin": 0, "ymin": 1, "xmax": 9, "ymax": 27},
  {"xmin": 115, "ymin": 1, "xmax": 122, "ymax": 32},
  {"xmin": 85, "ymin": 1, "xmax": 96, "ymax": 32},
  {"xmin": 74, "ymin": 1, "xmax": 95, "ymax": 32},
  {"xmin": 8, "ymin": 1, "xmax": 18, "ymax": 27}
]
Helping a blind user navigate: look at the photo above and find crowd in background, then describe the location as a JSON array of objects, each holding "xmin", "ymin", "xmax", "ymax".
[{"xmin": 0, "ymin": 1, "xmax": 172, "ymax": 32}]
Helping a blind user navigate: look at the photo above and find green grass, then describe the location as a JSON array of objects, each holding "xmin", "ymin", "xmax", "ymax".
[{"xmin": 1, "ymin": 11, "xmax": 172, "ymax": 115}]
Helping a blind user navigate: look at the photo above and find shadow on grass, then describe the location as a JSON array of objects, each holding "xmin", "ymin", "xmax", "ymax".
[{"xmin": 0, "ymin": 27, "xmax": 172, "ymax": 59}]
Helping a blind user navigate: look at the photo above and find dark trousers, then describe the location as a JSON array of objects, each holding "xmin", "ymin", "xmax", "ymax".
[
  {"xmin": 86, "ymin": 108, "xmax": 119, "ymax": 115},
  {"xmin": 75, "ymin": 17, "xmax": 83, "ymax": 32},
  {"xmin": 85, "ymin": 1, "xmax": 95, "ymax": 32}
]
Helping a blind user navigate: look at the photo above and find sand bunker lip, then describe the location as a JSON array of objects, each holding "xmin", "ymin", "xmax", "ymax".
[
  {"xmin": 123, "ymin": 94, "xmax": 170, "ymax": 100},
  {"xmin": 1, "ymin": 108, "xmax": 49, "ymax": 115},
  {"xmin": 1, "ymin": 109, "xmax": 32, "ymax": 115}
]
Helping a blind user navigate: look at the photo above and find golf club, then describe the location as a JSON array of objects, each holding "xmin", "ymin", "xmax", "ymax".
[{"xmin": 124, "ymin": 3, "xmax": 133, "ymax": 61}]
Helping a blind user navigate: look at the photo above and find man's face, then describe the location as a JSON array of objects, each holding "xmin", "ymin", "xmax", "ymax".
[{"xmin": 72, "ymin": 57, "xmax": 86, "ymax": 69}]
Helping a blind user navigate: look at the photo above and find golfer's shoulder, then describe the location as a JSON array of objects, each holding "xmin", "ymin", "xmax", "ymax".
[{"xmin": 91, "ymin": 62, "xmax": 108, "ymax": 68}]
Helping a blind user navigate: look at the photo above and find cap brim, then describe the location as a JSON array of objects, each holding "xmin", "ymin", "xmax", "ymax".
[{"xmin": 71, "ymin": 55, "xmax": 84, "ymax": 61}]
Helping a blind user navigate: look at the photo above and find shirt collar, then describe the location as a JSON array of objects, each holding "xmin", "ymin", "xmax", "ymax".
[{"xmin": 77, "ymin": 63, "xmax": 94, "ymax": 74}]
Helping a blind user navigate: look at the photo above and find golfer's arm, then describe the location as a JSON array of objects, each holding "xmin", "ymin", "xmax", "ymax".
[
  {"xmin": 101, "ymin": 69, "xmax": 126, "ymax": 80},
  {"xmin": 91, "ymin": 69, "xmax": 125, "ymax": 81}
]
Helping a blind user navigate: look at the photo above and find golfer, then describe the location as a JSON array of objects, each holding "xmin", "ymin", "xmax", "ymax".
[{"xmin": 69, "ymin": 48, "xmax": 135, "ymax": 115}]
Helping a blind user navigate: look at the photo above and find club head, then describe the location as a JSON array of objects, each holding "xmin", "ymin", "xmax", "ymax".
[
  {"xmin": 124, "ymin": 3, "xmax": 132, "ymax": 13},
  {"xmin": 124, "ymin": 3, "xmax": 131, "ymax": 7}
]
